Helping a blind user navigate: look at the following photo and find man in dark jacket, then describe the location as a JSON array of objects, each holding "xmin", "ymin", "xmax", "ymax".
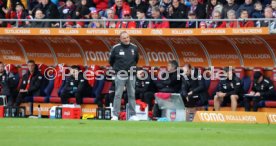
[
  {"xmin": 222, "ymin": 0, "xmax": 239, "ymax": 18},
  {"xmin": 169, "ymin": 0, "xmax": 187, "ymax": 28},
  {"xmin": 136, "ymin": 9, "xmax": 149, "ymax": 28},
  {"xmin": 189, "ymin": 0, "xmax": 206, "ymax": 19},
  {"xmin": 15, "ymin": 60, "xmax": 43, "ymax": 106},
  {"xmin": 109, "ymin": 31, "xmax": 139, "ymax": 121},
  {"xmin": 60, "ymin": 65, "xmax": 92, "ymax": 105},
  {"xmin": 135, "ymin": 69, "xmax": 156, "ymax": 110},
  {"xmin": 0, "ymin": 62, "xmax": 19, "ymax": 106},
  {"xmin": 244, "ymin": 71, "xmax": 275, "ymax": 112},
  {"xmin": 154, "ymin": 60, "xmax": 182, "ymax": 93},
  {"xmin": 181, "ymin": 64, "xmax": 208, "ymax": 107},
  {"xmin": 236, "ymin": 0, "xmax": 254, "ymax": 17},
  {"xmin": 214, "ymin": 67, "xmax": 243, "ymax": 111}
]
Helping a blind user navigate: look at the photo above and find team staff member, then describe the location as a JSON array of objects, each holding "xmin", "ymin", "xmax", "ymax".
[
  {"xmin": 60, "ymin": 65, "xmax": 92, "ymax": 105},
  {"xmin": 15, "ymin": 60, "xmax": 43, "ymax": 106},
  {"xmin": 214, "ymin": 67, "xmax": 243, "ymax": 111},
  {"xmin": 244, "ymin": 71, "xmax": 275, "ymax": 112},
  {"xmin": 109, "ymin": 31, "xmax": 139, "ymax": 121},
  {"xmin": 0, "ymin": 62, "xmax": 19, "ymax": 106},
  {"xmin": 135, "ymin": 68, "xmax": 156, "ymax": 111},
  {"xmin": 181, "ymin": 64, "xmax": 208, "ymax": 108}
]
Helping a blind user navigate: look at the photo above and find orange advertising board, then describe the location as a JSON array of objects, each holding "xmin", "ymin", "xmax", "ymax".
[
  {"xmin": 198, "ymin": 36, "xmax": 241, "ymax": 67},
  {"xmin": 193, "ymin": 111, "xmax": 268, "ymax": 124},
  {"xmin": 74, "ymin": 36, "xmax": 110, "ymax": 66},
  {"xmin": 229, "ymin": 36, "xmax": 274, "ymax": 67},
  {"xmin": 267, "ymin": 113, "xmax": 276, "ymax": 124},
  {"xmin": 17, "ymin": 36, "xmax": 55, "ymax": 65},
  {"xmin": 166, "ymin": 37, "xmax": 209, "ymax": 67},
  {"xmin": 0, "ymin": 36, "xmax": 26, "ymax": 64},
  {"xmin": 0, "ymin": 28, "xmax": 269, "ymax": 36},
  {"xmin": 45, "ymin": 37, "xmax": 85, "ymax": 65},
  {"xmin": 135, "ymin": 36, "xmax": 178, "ymax": 66}
]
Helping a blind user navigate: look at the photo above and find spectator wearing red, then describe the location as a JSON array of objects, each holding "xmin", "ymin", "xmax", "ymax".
[
  {"xmin": 60, "ymin": 0, "xmax": 76, "ymax": 28},
  {"xmin": 238, "ymin": 9, "xmax": 254, "ymax": 27},
  {"xmin": 227, "ymin": 9, "xmax": 239, "ymax": 28},
  {"xmin": 93, "ymin": 0, "xmax": 108, "ymax": 16},
  {"xmin": 115, "ymin": 9, "xmax": 136, "ymax": 28},
  {"xmin": 208, "ymin": 10, "xmax": 226, "ymax": 28},
  {"xmin": 136, "ymin": 8, "xmax": 149, "ymax": 28},
  {"xmin": 148, "ymin": 6, "xmax": 170, "ymax": 28},
  {"xmin": 104, "ymin": 8, "xmax": 118, "ymax": 28},
  {"xmin": 12, "ymin": 2, "xmax": 28, "ymax": 27},
  {"xmin": 112, "ymin": 0, "xmax": 131, "ymax": 19}
]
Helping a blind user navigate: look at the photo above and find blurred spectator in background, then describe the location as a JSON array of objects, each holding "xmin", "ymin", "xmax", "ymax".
[
  {"xmin": 75, "ymin": 0, "xmax": 91, "ymax": 28},
  {"xmin": 256, "ymin": 6, "xmax": 275, "ymax": 29},
  {"xmin": 11, "ymin": 2, "xmax": 28, "ymax": 27},
  {"xmin": 136, "ymin": 8, "xmax": 149, "ymax": 28},
  {"xmin": 185, "ymin": 11, "xmax": 198, "ymax": 28},
  {"xmin": 189, "ymin": 0, "xmax": 206, "ymax": 19},
  {"xmin": 146, "ymin": 0, "xmax": 159, "ymax": 18},
  {"xmin": 271, "ymin": 0, "xmax": 276, "ymax": 18},
  {"xmin": 159, "ymin": 0, "xmax": 171, "ymax": 18},
  {"xmin": 208, "ymin": 10, "xmax": 226, "ymax": 28},
  {"xmin": 251, "ymin": 1, "xmax": 264, "ymax": 18},
  {"xmin": 227, "ymin": 9, "xmax": 239, "ymax": 27},
  {"xmin": 60, "ymin": 0, "xmax": 76, "ymax": 28},
  {"xmin": 112, "ymin": 0, "xmax": 131, "ymax": 19},
  {"xmin": 131, "ymin": 0, "xmax": 149, "ymax": 19},
  {"xmin": 236, "ymin": 0, "xmax": 254, "ymax": 17},
  {"xmin": 104, "ymin": 8, "xmax": 117, "ymax": 28},
  {"xmin": 29, "ymin": 8, "xmax": 50, "ymax": 27},
  {"xmin": 222, "ymin": 0, "xmax": 239, "ymax": 18},
  {"xmin": 115, "ymin": 9, "xmax": 136, "ymax": 28},
  {"xmin": 149, "ymin": 6, "xmax": 170, "ymax": 28},
  {"xmin": 199, "ymin": 21, "xmax": 207, "ymax": 28},
  {"xmin": 169, "ymin": 0, "xmax": 187, "ymax": 28},
  {"xmin": 238, "ymin": 9, "xmax": 254, "ymax": 27},
  {"xmin": 206, "ymin": 0, "xmax": 219, "ymax": 19},
  {"xmin": 88, "ymin": 8, "xmax": 103, "ymax": 28},
  {"xmin": 93, "ymin": 0, "xmax": 108, "ymax": 17}
]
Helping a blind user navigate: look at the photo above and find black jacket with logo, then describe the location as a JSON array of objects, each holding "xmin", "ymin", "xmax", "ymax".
[
  {"xmin": 0, "ymin": 71, "xmax": 19, "ymax": 96},
  {"xmin": 109, "ymin": 43, "xmax": 139, "ymax": 72},
  {"xmin": 217, "ymin": 74, "xmax": 243, "ymax": 97},
  {"xmin": 252, "ymin": 77, "xmax": 275, "ymax": 98},
  {"xmin": 20, "ymin": 69, "xmax": 43, "ymax": 96},
  {"xmin": 62, "ymin": 72, "xmax": 91, "ymax": 94}
]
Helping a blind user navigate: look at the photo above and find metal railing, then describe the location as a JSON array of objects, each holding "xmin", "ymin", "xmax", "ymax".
[{"xmin": 0, "ymin": 18, "xmax": 275, "ymax": 32}]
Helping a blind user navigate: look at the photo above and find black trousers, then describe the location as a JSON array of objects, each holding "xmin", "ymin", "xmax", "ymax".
[
  {"xmin": 14, "ymin": 92, "xmax": 31, "ymax": 107},
  {"xmin": 61, "ymin": 92, "xmax": 84, "ymax": 105},
  {"xmin": 244, "ymin": 96, "xmax": 262, "ymax": 112}
]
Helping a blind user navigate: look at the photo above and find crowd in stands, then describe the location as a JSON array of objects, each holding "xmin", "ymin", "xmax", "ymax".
[{"xmin": 0, "ymin": 0, "xmax": 275, "ymax": 28}]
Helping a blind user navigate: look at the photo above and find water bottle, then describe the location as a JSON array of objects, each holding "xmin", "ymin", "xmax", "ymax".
[
  {"xmin": 105, "ymin": 108, "xmax": 111, "ymax": 120},
  {"xmin": 38, "ymin": 105, "xmax": 42, "ymax": 118}
]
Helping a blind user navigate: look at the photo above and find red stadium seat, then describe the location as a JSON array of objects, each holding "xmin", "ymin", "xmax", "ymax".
[
  {"xmin": 265, "ymin": 101, "xmax": 276, "ymax": 107},
  {"xmin": 234, "ymin": 67, "xmax": 245, "ymax": 79},
  {"xmin": 208, "ymin": 100, "xmax": 214, "ymax": 106},
  {"xmin": 33, "ymin": 96, "xmax": 45, "ymax": 103},
  {"xmin": 50, "ymin": 97, "xmax": 61, "ymax": 103},
  {"xmin": 68, "ymin": 98, "xmax": 76, "ymax": 104},
  {"xmin": 101, "ymin": 81, "xmax": 112, "ymax": 94},
  {"xmin": 83, "ymin": 98, "xmax": 96, "ymax": 104}
]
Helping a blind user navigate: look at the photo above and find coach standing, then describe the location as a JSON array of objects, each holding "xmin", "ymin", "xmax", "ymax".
[{"xmin": 109, "ymin": 31, "xmax": 139, "ymax": 121}]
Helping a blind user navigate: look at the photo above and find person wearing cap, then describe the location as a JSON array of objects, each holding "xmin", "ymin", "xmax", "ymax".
[
  {"xmin": 136, "ymin": 8, "xmax": 149, "ymax": 28},
  {"xmin": 149, "ymin": 6, "xmax": 170, "ymax": 28},
  {"xmin": 60, "ymin": 65, "xmax": 92, "ymax": 105},
  {"xmin": 244, "ymin": 71, "xmax": 275, "ymax": 112},
  {"xmin": 112, "ymin": 0, "xmax": 131, "ymax": 19},
  {"xmin": 185, "ymin": 11, "xmax": 198, "ymax": 28},
  {"xmin": 0, "ymin": 62, "xmax": 20, "ymax": 106},
  {"xmin": 214, "ymin": 67, "xmax": 243, "ymax": 111},
  {"xmin": 115, "ymin": 9, "xmax": 136, "ymax": 28},
  {"xmin": 180, "ymin": 64, "xmax": 208, "ymax": 108}
]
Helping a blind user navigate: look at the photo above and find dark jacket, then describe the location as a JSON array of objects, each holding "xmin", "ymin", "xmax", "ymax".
[
  {"xmin": 154, "ymin": 71, "xmax": 182, "ymax": 93},
  {"xmin": 136, "ymin": 20, "xmax": 149, "ymax": 28},
  {"xmin": 136, "ymin": 75, "xmax": 156, "ymax": 94},
  {"xmin": 217, "ymin": 74, "xmax": 243, "ymax": 97},
  {"xmin": 109, "ymin": 43, "xmax": 139, "ymax": 72},
  {"xmin": 222, "ymin": 3, "xmax": 239, "ymax": 18},
  {"xmin": 62, "ymin": 72, "xmax": 91, "ymax": 95},
  {"xmin": 180, "ymin": 70, "xmax": 208, "ymax": 106},
  {"xmin": 0, "ymin": 71, "xmax": 19, "ymax": 96},
  {"xmin": 252, "ymin": 77, "xmax": 275, "ymax": 98},
  {"xmin": 169, "ymin": 3, "xmax": 187, "ymax": 28},
  {"xmin": 33, "ymin": 1, "xmax": 60, "ymax": 19},
  {"xmin": 236, "ymin": 3, "xmax": 254, "ymax": 17},
  {"xmin": 193, "ymin": 3, "xmax": 206, "ymax": 19},
  {"xmin": 19, "ymin": 67, "xmax": 43, "ymax": 96}
]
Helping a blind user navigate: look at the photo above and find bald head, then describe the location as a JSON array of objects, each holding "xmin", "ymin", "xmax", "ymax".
[{"xmin": 120, "ymin": 31, "xmax": 130, "ymax": 45}]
